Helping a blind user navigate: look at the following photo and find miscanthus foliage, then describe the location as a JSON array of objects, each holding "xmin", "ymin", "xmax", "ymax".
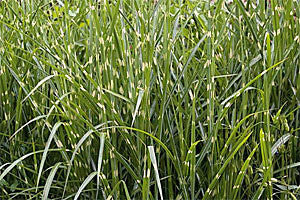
[{"xmin": 0, "ymin": 0, "xmax": 299, "ymax": 199}]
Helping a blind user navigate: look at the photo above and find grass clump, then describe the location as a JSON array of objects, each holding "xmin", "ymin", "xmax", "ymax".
[{"xmin": 0, "ymin": 0, "xmax": 300, "ymax": 199}]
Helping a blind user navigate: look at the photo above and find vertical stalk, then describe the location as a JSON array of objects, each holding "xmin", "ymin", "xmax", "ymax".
[{"xmin": 206, "ymin": 0, "xmax": 215, "ymax": 176}]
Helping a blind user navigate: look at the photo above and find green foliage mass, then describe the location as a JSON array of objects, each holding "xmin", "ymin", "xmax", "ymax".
[{"xmin": 0, "ymin": 0, "xmax": 300, "ymax": 199}]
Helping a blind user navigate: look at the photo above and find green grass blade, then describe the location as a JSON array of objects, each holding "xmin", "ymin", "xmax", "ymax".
[{"xmin": 42, "ymin": 162, "xmax": 61, "ymax": 200}]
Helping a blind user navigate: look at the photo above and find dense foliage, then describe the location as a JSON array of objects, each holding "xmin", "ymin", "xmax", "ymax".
[{"xmin": 0, "ymin": 0, "xmax": 300, "ymax": 199}]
